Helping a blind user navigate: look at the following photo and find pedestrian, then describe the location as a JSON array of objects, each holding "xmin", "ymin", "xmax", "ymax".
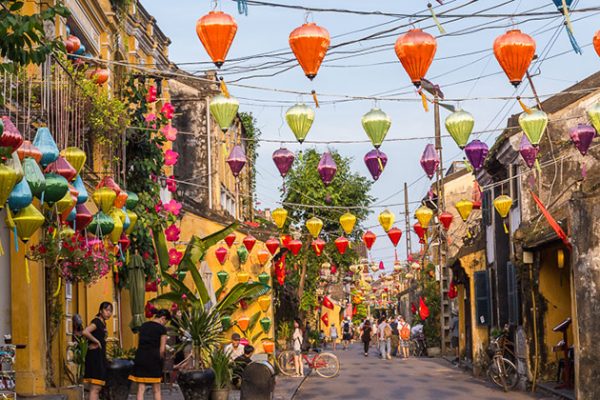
[
  {"xmin": 398, "ymin": 316, "xmax": 411, "ymax": 359},
  {"xmin": 129, "ymin": 309, "xmax": 171, "ymax": 400},
  {"xmin": 360, "ymin": 319, "xmax": 372, "ymax": 356},
  {"xmin": 389, "ymin": 317, "xmax": 400, "ymax": 357},
  {"xmin": 376, "ymin": 317, "xmax": 392, "ymax": 360},
  {"xmin": 341, "ymin": 317, "xmax": 353, "ymax": 350},
  {"xmin": 224, "ymin": 333, "xmax": 245, "ymax": 361},
  {"xmin": 319, "ymin": 329, "xmax": 326, "ymax": 348},
  {"xmin": 329, "ymin": 323, "xmax": 338, "ymax": 351},
  {"xmin": 292, "ymin": 318, "xmax": 304, "ymax": 377},
  {"xmin": 82, "ymin": 302, "xmax": 113, "ymax": 400},
  {"xmin": 450, "ymin": 310, "xmax": 460, "ymax": 363},
  {"xmin": 232, "ymin": 345, "xmax": 254, "ymax": 388}
]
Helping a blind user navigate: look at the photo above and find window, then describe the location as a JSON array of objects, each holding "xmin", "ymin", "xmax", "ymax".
[
  {"xmin": 474, "ymin": 271, "xmax": 491, "ymax": 326},
  {"xmin": 506, "ymin": 262, "xmax": 520, "ymax": 326},
  {"xmin": 220, "ymin": 185, "xmax": 237, "ymax": 217},
  {"xmin": 482, "ymin": 190, "xmax": 493, "ymax": 227}
]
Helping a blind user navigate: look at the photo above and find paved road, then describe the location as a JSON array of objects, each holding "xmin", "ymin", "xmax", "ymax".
[{"xmin": 294, "ymin": 344, "xmax": 547, "ymax": 400}]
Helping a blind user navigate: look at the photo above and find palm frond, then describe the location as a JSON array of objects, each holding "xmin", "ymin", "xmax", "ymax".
[{"xmin": 215, "ymin": 282, "xmax": 270, "ymax": 314}]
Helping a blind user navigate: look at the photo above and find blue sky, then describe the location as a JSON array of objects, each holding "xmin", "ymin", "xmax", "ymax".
[{"xmin": 142, "ymin": 0, "xmax": 600, "ymax": 268}]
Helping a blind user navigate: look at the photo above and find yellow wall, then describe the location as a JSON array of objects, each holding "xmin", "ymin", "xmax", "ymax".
[{"xmin": 319, "ymin": 304, "xmax": 342, "ymax": 338}]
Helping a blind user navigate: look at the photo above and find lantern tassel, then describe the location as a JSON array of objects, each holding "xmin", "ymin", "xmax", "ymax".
[
  {"xmin": 581, "ymin": 161, "xmax": 587, "ymax": 179},
  {"xmin": 428, "ymin": 4, "xmax": 446, "ymax": 34},
  {"xmin": 219, "ymin": 77, "xmax": 230, "ymax": 98},
  {"xmin": 53, "ymin": 277, "xmax": 62, "ymax": 297},
  {"xmin": 236, "ymin": 0, "xmax": 248, "ymax": 16},
  {"xmin": 565, "ymin": 25, "xmax": 582, "ymax": 55},
  {"xmin": 517, "ymin": 96, "xmax": 532, "ymax": 114},
  {"xmin": 311, "ymin": 90, "xmax": 320, "ymax": 108},
  {"xmin": 420, "ymin": 91, "xmax": 429, "ymax": 112},
  {"xmin": 25, "ymin": 257, "xmax": 30, "ymax": 284},
  {"xmin": 503, "ymin": 222, "xmax": 509, "ymax": 234},
  {"xmin": 13, "ymin": 227, "xmax": 18, "ymax": 253},
  {"xmin": 377, "ymin": 156, "xmax": 384, "ymax": 172},
  {"xmin": 562, "ymin": 0, "xmax": 574, "ymax": 34},
  {"xmin": 466, "ymin": 228, "xmax": 471, "ymax": 239}
]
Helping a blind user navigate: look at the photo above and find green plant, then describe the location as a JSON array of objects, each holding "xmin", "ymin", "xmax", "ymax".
[
  {"xmin": 107, "ymin": 344, "xmax": 136, "ymax": 361},
  {"xmin": 210, "ymin": 347, "xmax": 234, "ymax": 390},
  {"xmin": 69, "ymin": 335, "xmax": 88, "ymax": 383},
  {"xmin": 276, "ymin": 321, "xmax": 292, "ymax": 344}
]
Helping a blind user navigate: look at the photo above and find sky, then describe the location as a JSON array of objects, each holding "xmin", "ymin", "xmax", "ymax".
[{"xmin": 141, "ymin": 0, "xmax": 600, "ymax": 270}]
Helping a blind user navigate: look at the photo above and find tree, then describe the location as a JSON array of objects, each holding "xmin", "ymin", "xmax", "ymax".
[{"xmin": 279, "ymin": 149, "xmax": 374, "ymax": 316}]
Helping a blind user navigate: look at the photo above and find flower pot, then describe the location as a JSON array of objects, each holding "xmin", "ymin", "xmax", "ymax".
[
  {"xmin": 101, "ymin": 359, "xmax": 134, "ymax": 400},
  {"xmin": 178, "ymin": 369, "xmax": 215, "ymax": 400},
  {"xmin": 210, "ymin": 389, "xmax": 230, "ymax": 400}
]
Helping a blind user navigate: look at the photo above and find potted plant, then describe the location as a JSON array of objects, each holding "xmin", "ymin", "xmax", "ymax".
[
  {"xmin": 103, "ymin": 345, "xmax": 136, "ymax": 400},
  {"xmin": 209, "ymin": 348, "xmax": 234, "ymax": 400}
]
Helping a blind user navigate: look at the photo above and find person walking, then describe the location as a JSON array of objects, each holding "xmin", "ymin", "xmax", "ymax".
[
  {"xmin": 292, "ymin": 319, "xmax": 304, "ymax": 377},
  {"xmin": 389, "ymin": 317, "xmax": 400, "ymax": 357},
  {"xmin": 224, "ymin": 333, "xmax": 245, "ymax": 361},
  {"xmin": 341, "ymin": 317, "xmax": 353, "ymax": 350},
  {"xmin": 377, "ymin": 317, "xmax": 392, "ymax": 360},
  {"xmin": 129, "ymin": 309, "xmax": 171, "ymax": 400},
  {"xmin": 360, "ymin": 319, "xmax": 372, "ymax": 356},
  {"xmin": 82, "ymin": 302, "xmax": 113, "ymax": 400},
  {"xmin": 398, "ymin": 316, "xmax": 411, "ymax": 359},
  {"xmin": 450, "ymin": 310, "xmax": 460, "ymax": 364},
  {"xmin": 329, "ymin": 323, "xmax": 338, "ymax": 351}
]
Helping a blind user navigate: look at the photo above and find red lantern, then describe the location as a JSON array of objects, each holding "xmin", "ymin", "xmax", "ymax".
[
  {"xmin": 288, "ymin": 239, "xmax": 302, "ymax": 256},
  {"xmin": 330, "ymin": 265, "xmax": 337, "ymax": 274},
  {"xmin": 448, "ymin": 281, "xmax": 458, "ymax": 299},
  {"xmin": 17, "ymin": 140, "xmax": 42, "ymax": 162},
  {"xmin": 280, "ymin": 234, "xmax": 292, "ymax": 249},
  {"xmin": 413, "ymin": 222, "xmax": 426, "ymax": 244},
  {"xmin": 321, "ymin": 313, "xmax": 329, "ymax": 326},
  {"xmin": 224, "ymin": 233, "xmax": 236, "ymax": 248},
  {"xmin": 334, "ymin": 236, "xmax": 349, "ymax": 255},
  {"xmin": 322, "ymin": 296, "xmax": 334, "ymax": 310},
  {"xmin": 196, "ymin": 11, "xmax": 238, "ymax": 68},
  {"xmin": 96, "ymin": 176, "xmax": 121, "ymax": 195},
  {"xmin": 311, "ymin": 238, "xmax": 325, "ymax": 256},
  {"xmin": 379, "ymin": 261, "xmax": 385, "ymax": 270},
  {"xmin": 439, "ymin": 211, "xmax": 454, "ymax": 230},
  {"xmin": 90, "ymin": 68, "xmax": 110, "ymax": 85},
  {"xmin": 67, "ymin": 35, "xmax": 81, "ymax": 53},
  {"xmin": 45, "ymin": 156, "xmax": 77, "ymax": 182},
  {"xmin": 493, "ymin": 29, "xmax": 536, "ymax": 87},
  {"xmin": 362, "ymin": 230, "xmax": 376, "ymax": 250},
  {"xmin": 215, "ymin": 246, "xmax": 228, "ymax": 265},
  {"xmin": 387, "ymin": 227, "xmax": 402, "ymax": 247},
  {"xmin": 419, "ymin": 297, "xmax": 430, "ymax": 320},
  {"xmin": 289, "ymin": 22, "xmax": 330, "ymax": 80},
  {"xmin": 265, "ymin": 237, "xmax": 280, "ymax": 255},
  {"xmin": 243, "ymin": 235, "xmax": 256, "ymax": 252},
  {"xmin": 118, "ymin": 234, "xmax": 130, "ymax": 252},
  {"xmin": 394, "ymin": 29, "xmax": 437, "ymax": 87},
  {"xmin": 595, "ymin": 30, "xmax": 600, "ymax": 57}
]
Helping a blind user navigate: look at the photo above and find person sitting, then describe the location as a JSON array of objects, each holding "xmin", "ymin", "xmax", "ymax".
[
  {"xmin": 232, "ymin": 345, "xmax": 254, "ymax": 388},
  {"xmin": 224, "ymin": 333, "xmax": 245, "ymax": 361}
]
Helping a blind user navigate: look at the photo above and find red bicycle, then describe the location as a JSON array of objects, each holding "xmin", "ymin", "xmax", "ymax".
[{"xmin": 276, "ymin": 350, "xmax": 339, "ymax": 378}]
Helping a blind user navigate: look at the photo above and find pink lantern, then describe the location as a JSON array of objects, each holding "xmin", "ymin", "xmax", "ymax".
[
  {"xmin": 364, "ymin": 149, "xmax": 388, "ymax": 181},
  {"xmin": 379, "ymin": 261, "xmax": 385, "ymax": 270},
  {"xmin": 164, "ymin": 150, "xmax": 179, "ymax": 166},
  {"xmin": 464, "ymin": 140, "xmax": 489, "ymax": 171},
  {"xmin": 227, "ymin": 145, "xmax": 247, "ymax": 178},
  {"xmin": 519, "ymin": 135, "xmax": 538, "ymax": 169},
  {"xmin": 272, "ymin": 148, "xmax": 295, "ymax": 178},
  {"xmin": 569, "ymin": 124, "xmax": 596, "ymax": 156},
  {"xmin": 161, "ymin": 102, "xmax": 175, "ymax": 120},
  {"xmin": 420, "ymin": 144, "xmax": 439, "ymax": 179},
  {"xmin": 318, "ymin": 152, "xmax": 337, "ymax": 186}
]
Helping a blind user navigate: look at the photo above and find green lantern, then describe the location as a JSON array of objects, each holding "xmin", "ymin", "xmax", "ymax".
[
  {"xmin": 125, "ymin": 191, "xmax": 139, "ymax": 209},
  {"xmin": 518, "ymin": 109, "xmax": 548, "ymax": 146},
  {"xmin": 260, "ymin": 317, "xmax": 272, "ymax": 333},
  {"xmin": 285, "ymin": 103, "xmax": 315, "ymax": 144},
  {"xmin": 209, "ymin": 94, "xmax": 240, "ymax": 132},
  {"xmin": 445, "ymin": 109, "xmax": 475, "ymax": 149},
  {"xmin": 586, "ymin": 102, "xmax": 600, "ymax": 134},
  {"xmin": 217, "ymin": 270, "xmax": 229, "ymax": 286},
  {"xmin": 237, "ymin": 245, "xmax": 249, "ymax": 264},
  {"xmin": 23, "ymin": 158, "xmax": 46, "ymax": 199},
  {"xmin": 43, "ymin": 173, "xmax": 69, "ymax": 205},
  {"xmin": 258, "ymin": 272, "xmax": 270, "ymax": 285},
  {"xmin": 87, "ymin": 211, "xmax": 115, "ymax": 236},
  {"xmin": 361, "ymin": 108, "xmax": 391, "ymax": 148},
  {"xmin": 221, "ymin": 315, "xmax": 232, "ymax": 330}
]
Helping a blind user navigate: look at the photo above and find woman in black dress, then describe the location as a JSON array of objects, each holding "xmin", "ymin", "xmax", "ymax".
[
  {"xmin": 361, "ymin": 319, "xmax": 372, "ymax": 357},
  {"xmin": 129, "ymin": 309, "xmax": 170, "ymax": 400},
  {"xmin": 82, "ymin": 302, "xmax": 113, "ymax": 400}
]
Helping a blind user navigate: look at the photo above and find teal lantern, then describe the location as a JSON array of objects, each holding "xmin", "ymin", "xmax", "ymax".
[
  {"xmin": 445, "ymin": 109, "xmax": 475, "ymax": 149},
  {"xmin": 43, "ymin": 173, "xmax": 69, "ymax": 204},
  {"xmin": 8, "ymin": 179, "xmax": 33, "ymax": 212},
  {"xmin": 361, "ymin": 108, "xmax": 391, "ymax": 149},
  {"xmin": 23, "ymin": 158, "xmax": 46, "ymax": 199},
  {"xmin": 519, "ymin": 109, "xmax": 548, "ymax": 146},
  {"xmin": 87, "ymin": 211, "xmax": 115, "ymax": 236},
  {"xmin": 209, "ymin": 94, "xmax": 239, "ymax": 132},
  {"xmin": 73, "ymin": 174, "xmax": 88, "ymax": 204},
  {"xmin": 32, "ymin": 127, "xmax": 59, "ymax": 167},
  {"xmin": 125, "ymin": 191, "xmax": 139, "ymax": 209},
  {"xmin": 285, "ymin": 103, "xmax": 315, "ymax": 144},
  {"xmin": 217, "ymin": 270, "xmax": 229, "ymax": 286}
]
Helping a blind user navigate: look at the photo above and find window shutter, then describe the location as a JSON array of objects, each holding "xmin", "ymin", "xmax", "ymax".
[
  {"xmin": 507, "ymin": 262, "xmax": 519, "ymax": 326},
  {"xmin": 474, "ymin": 270, "xmax": 491, "ymax": 326}
]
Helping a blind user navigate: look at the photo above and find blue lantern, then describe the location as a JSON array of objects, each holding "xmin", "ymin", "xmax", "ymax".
[
  {"xmin": 122, "ymin": 207, "xmax": 131, "ymax": 231},
  {"xmin": 32, "ymin": 127, "xmax": 59, "ymax": 167},
  {"xmin": 8, "ymin": 179, "xmax": 33, "ymax": 212},
  {"xmin": 73, "ymin": 174, "xmax": 88, "ymax": 204}
]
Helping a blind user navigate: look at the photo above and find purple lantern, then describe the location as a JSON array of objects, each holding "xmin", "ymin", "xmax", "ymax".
[
  {"xmin": 318, "ymin": 152, "xmax": 337, "ymax": 186},
  {"xmin": 569, "ymin": 124, "xmax": 596, "ymax": 156},
  {"xmin": 364, "ymin": 149, "xmax": 388, "ymax": 181},
  {"xmin": 272, "ymin": 148, "xmax": 295, "ymax": 177},
  {"xmin": 519, "ymin": 135, "xmax": 539, "ymax": 169},
  {"xmin": 464, "ymin": 139, "xmax": 489, "ymax": 171},
  {"xmin": 226, "ymin": 145, "xmax": 247, "ymax": 178},
  {"xmin": 420, "ymin": 144, "xmax": 439, "ymax": 179}
]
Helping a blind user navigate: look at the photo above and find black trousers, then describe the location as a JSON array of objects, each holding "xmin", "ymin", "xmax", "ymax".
[{"xmin": 363, "ymin": 340, "xmax": 370, "ymax": 353}]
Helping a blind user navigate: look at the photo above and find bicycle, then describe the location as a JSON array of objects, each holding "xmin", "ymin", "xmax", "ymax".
[
  {"xmin": 409, "ymin": 334, "xmax": 427, "ymax": 357},
  {"xmin": 486, "ymin": 328, "xmax": 519, "ymax": 392},
  {"xmin": 277, "ymin": 349, "xmax": 340, "ymax": 378}
]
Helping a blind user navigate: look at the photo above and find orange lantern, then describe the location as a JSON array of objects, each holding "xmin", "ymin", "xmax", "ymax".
[
  {"xmin": 114, "ymin": 191, "xmax": 129, "ymax": 209},
  {"xmin": 90, "ymin": 68, "xmax": 109, "ymax": 85},
  {"xmin": 289, "ymin": 22, "xmax": 330, "ymax": 80},
  {"xmin": 257, "ymin": 249, "xmax": 270, "ymax": 265},
  {"xmin": 493, "ymin": 30, "xmax": 536, "ymax": 87},
  {"xmin": 237, "ymin": 315, "xmax": 250, "ymax": 331},
  {"xmin": 594, "ymin": 30, "xmax": 600, "ymax": 57},
  {"xmin": 394, "ymin": 29, "xmax": 437, "ymax": 87},
  {"xmin": 196, "ymin": 11, "xmax": 238, "ymax": 68},
  {"xmin": 262, "ymin": 340, "xmax": 275, "ymax": 354}
]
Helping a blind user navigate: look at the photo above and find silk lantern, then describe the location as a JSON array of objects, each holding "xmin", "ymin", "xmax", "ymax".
[
  {"xmin": 415, "ymin": 206, "xmax": 434, "ymax": 229},
  {"xmin": 464, "ymin": 140, "xmax": 489, "ymax": 171},
  {"xmin": 114, "ymin": 191, "xmax": 129, "ymax": 209},
  {"xmin": 394, "ymin": 29, "xmax": 437, "ymax": 87},
  {"xmin": 362, "ymin": 231, "xmax": 376, "ymax": 250},
  {"xmin": 209, "ymin": 94, "xmax": 239, "ymax": 132},
  {"xmin": 455, "ymin": 199, "xmax": 474, "ymax": 222},
  {"xmin": 17, "ymin": 140, "xmax": 42, "ymax": 162},
  {"xmin": 339, "ymin": 212, "xmax": 356, "ymax": 235},
  {"xmin": 118, "ymin": 233, "xmax": 131, "ymax": 252},
  {"xmin": 306, "ymin": 217, "xmax": 323, "ymax": 238},
  {"xmin": 318, "ymin": 152, "xmax": 337, "ymax": 186},
  {"xmin": 272, "ymin": 148, "xmax": 295, "ymax": 178},
  {"xmin": 226, "ymin": 145, "xmax": 246, "ymax": 177},
  {"xmin": 215, "ymin": 247, "xmax": 228, "ymax": 265},
  {"xmin": 288, "ymin": 239, "xmax": 302, "ymax": 256},
  {"xmin": 32, "ymin": 127, "xmax": 59, "ymax": 167},
  {"xmin": 6, "ymin": 152, "xmax": 23, "ymax": 183},
  {"xmin": 445, "ymin": 109, "xmax": 475, "ymax": 149},
  {"xmin": 258, "ymin": 295, "xmax": 271, "ymax": 312},
  {"xmin": 378, "ymin": 209, "xmax": 395, "ymax": 232},
  {"xmin": 90, "ymin": 68, "xmax": 109, "ymax": 85},
  {"xmin": 262, "ymin": 340, "xmax": 275, "ymax": 354},
  {"xmin": 335, "ymin": 236, "xmax": 349, "ymax": 255},
  {"xmin": 519, "ymin": 109, "xmax": 548, "ymax": 146},
  {"xmin": 439, "ymin": 211, "xmax": 454, "ymax": 230},
  {"xmin": 260, "ymin": 317, "xmax": 272, "ymax": 333},
  {"xmin": 221, "ymin": 315, "xmax": 232, "ymax": 330},
  {"xmin": 257, "ymin": 249, "xmax": 270, "ymax": 265},
  {"xmin": 45, "ymin": 156, "xmax": 77, "ymax": 182},
  {"xmin": 74, "ymin": 203, "xmax": 93, "ymax": 231},
  {"xmin": 272, "ymin": 208, "xmax": 288, "ymax": 229},
  {"xmin": 493, "ymin": 30, "xmax": 536, "ymax": 86},
  {"xmin": 224, "ymin": 233, "xmax": 236, "ymax": 248},
  {"xmin": 493, "ymin": 194, "xmax": 513, "ymax": 233},
  {"xmin": 92, "ymin": 187, "xmax": 117, "ymax": 214},
  {"xmin": 121, "ymin": 207, "xmax": 131, "ymax": 232},
  {"xmin": 55, "ymin": 190, "xmax": 76, "ymax": 214},
  {"xmin": 73, "ymin": 175, "xmax": 88, "ymax": 204},
  {"xmin": 237, "ymin": 272, "xmax": 250, "ymax": 284},
  {"xmin": 362, "ymin": 108, "xmax": 391, "ymax": 148},
  {"xmin": 286, "ymin": 103, "xmax": 315, "ymax": 144},
  {"xmin": 0, "ymin": 117, "xmax": 24, "ymax": 156},
  {"xmin": 364, "ymin": 149, "xmax": 388, "ymax": 181},
  {"xmin": 236, "ymin": 315, "xmax": 250, "ymax": 331},
  {"xmin": 413, "ymin": 222, "xmax": 426, "ymax": 244},
  {"xmin": 265, "ymin": 237, "xmax": 279, "ymax": 255},
  {"xmin": 387, "ymin": 227, "xmax": 402, "ymax": 247},
  {"xmin": 0, "ymin": 164, "xmax": 18, "ymax": 208},
  {"xmin": 88, "ymin": 211, "xmax": 115, "ymax": 236},
  {"xmin": 258, "ymin": 272, "xmax": 270, "ymax": 285},
  {"xmin": 125, "ymin": 191, "xmax": 139, "ymax": 209},
  {"xmin": 196, "ymin": 10, "xmax": 237, "ymax": 68},
  {"xmin": 109, "ymin": 209, "xmax": 124, "ymax": 244},
  {"xmin": 60, "ymin": 147, "xmax": 86, "ymax": 177},
  {"xmin": 237, "ymin": 245, "xmax": 249, "ymax": 264},
  {"xmin": 125, "ymin": 210, "xmax": 138, "ymax": 234},
  {"xmin": 42, "ymin": 173, "xmax": 68, "ymax": 205},
  {"xmin": 8, "ymin": 179, "xmax": 33, "ymax": 212},
  {"xmin": 569, "ymin": 124, "xmax": 596, "ymax": 156},
  {"xmin": 420, "ymin": 144, "xmax": 439, "ymax": 179},
  {"xmin": 311, "ymin": 238, "xmax": 325, "ymax": 256},
  {"xmin": 519, "ymin": 135, "xmax": 539, "ymax": 169},
  {"xmin": 217, "ymin": 270, "xmax": 229, "ymax": 286},
  {"xmin": 12, "ymin": 204, "xmax": 45, "ymax": 242},
  {"xmin": 243, "ymin": 235, "xmax": 256, "ymax": 252},
  {"xmin": 594, "ymin": 30, "xmax": 600, "ymax": 57},
  {"xmin": 289, "ymin": 22, "xmax": 330, "ymax": 80}
]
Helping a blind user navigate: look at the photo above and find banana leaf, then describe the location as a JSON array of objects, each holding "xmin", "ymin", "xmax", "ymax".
[
  {"xmin": 127, "ymin": 254, "xmax": 146, "ymax": 332},
  {"xmin": 251, "ymin": 331, "xmax": 264, "ymax": 343},
  {"xmin": 215, "ymin": 282, "xmax": 271, "ymax": 315},
  {"xmin": 246, "ymin": 311, "xmax": 261, "ymax": 334}
]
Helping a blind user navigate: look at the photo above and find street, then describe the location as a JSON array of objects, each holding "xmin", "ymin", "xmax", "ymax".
[{"xmin": 294, "ymin": 344, "xmax": 544, "ymax": 400}]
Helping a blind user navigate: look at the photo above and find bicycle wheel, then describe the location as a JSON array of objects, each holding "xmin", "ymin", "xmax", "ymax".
[
  {"xmin": 313, "ymin": 352, "xmax": 339, "ymax": 378},
  {"xmin": 276, "ymin": 350, "xmax": 297, "ymax": 377},
  {"xmin": 488, "ymin": 357, "xmax": 519, "ymax": 391},
  {"xmin": 499, "ymin": 358, "xmax": 519, "ymax": 390},
  {"xmin": 409, "ymin": 340, "xmax": 418, "ymax": 357}
]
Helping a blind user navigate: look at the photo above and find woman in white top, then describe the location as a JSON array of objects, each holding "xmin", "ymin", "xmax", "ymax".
[
  {"xmin": 329, "ymin": 324, "xmax": 338, "ymax": 350},
  {"xmin": 292, "ymin": 318, "xmax": 304, "ymax": 377}
]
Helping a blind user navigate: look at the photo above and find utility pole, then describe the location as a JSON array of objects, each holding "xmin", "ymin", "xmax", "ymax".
[{"xmin": 404, "ymin": 182, "xmax": 412, "ymax": 257}]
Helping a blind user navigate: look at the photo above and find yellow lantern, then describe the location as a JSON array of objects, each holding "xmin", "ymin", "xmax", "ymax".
[
  {"xmin": 92, "ymin": 187, "xmax": 116, "ymax": 214},
  {"xmin": 557, "ymin": 249, "xmax": 565, "ymax": 269},
  {"xmin": 237, "ymin": 271, "xmax": 250, "ymax": 283},
  {"xmin": 272, "ymin": 207, "xmax": 288, "ymax": 229},
  {"xmin": 61, "ymin": 147, "xmax": 86, "ymax": 177},
  {"xmin": 455, "ymin": 199, "xmax": 474, "ymax": 222},
  {"xmin": 125, "ymin": 210, "xmax": 138, "ymax": 235},
  {"xmin": 55, "ymin": 190, "xmax": 76, "ymax": 214},
  {"xmin": 306, "ymin": 216, "xmax": 323, "ymax": 238},
  {"xmin": 13, "ymin": 204, "xmax": 45, "ymax": 242},
  {"xmin": 378, "ymin": 209, "xmax": 395, "ymax": 232},
  {"xmin": 109, "ymin": 209, "xmax": 124, "ymax": 244},
  {"xmin": 0, "ymin": 164, "xmax": 19, "ymax": 209},
  {"xmin": 258, "ymin": 295, "xmax": 271, "ymax": 312},
  {"xmin": 414, "ymin": 206, "xmax": 434, "ymax": 229},
  {"xmin": 493, "ymin": 194, "xmax": 513, "ymax": 234},
  {"xmin": 339, "ymin": 212, "xmax": 356, "ymax": 235}
]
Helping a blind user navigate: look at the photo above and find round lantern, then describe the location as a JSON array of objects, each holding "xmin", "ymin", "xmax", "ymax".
[
  {"xmin": 594, "ymin": 30, "xmax": 600, "ymax": 57},
  {"xmin": 226, "ymin": 145, "xmax": 247, "ymax": 178},
  {"xmin": 288, "ymin": 22, "xmax": 330, "ymax": 80},
  {"xmin": 519, "ymin": 135, "xmax": 539, "ymax": 169},
  {"xmin": 258, "ymin": 295, "xmax": 271, "ymax": 312},
  {"xmin": 125, "ymin": 191, "xmax": 139, "ymax": 209},
  {"xmin": 272, "ymin": 208, "xmax": 288, "ymax": 229},
  {"xmin": 92, "ymin": 187, "xmax": 117, "ymax": 214},
  {"xmin": 243, "ymin": 235, "xmax": 256, "ymax": 252},
  {"xmin": 12, "ymin": 204, "xmax": 45, "ymax": 242},
  {"xmin": 415, "ymin": 206, "xmax": 434, "ymax": 229},
  {"xmin": 210, "ymin": 94, "xmax": 239, "ymax": 132},
  {"xmin": 364, "ymin": 149, "xmax": 388, "ymax": 181},
  {"xmin": 339, "ymin": 212, "xmax": 356, "ymax": 235},
  {"xmin": 464, "ymin": 140, "xmax": 489, "ymax": 171},
  {"xmin": 217, "ymin": 270, "xmax": 229, "ymax": 286},
  {"xmin": 493, "ymin": 29, "xmax": 536, "ymax": 87},
  {"xmin": 265, "ymin": 237, "xmax": 279, "ymax": 255},
  {"xmin": 215, "ymin": 247, "xmax": 228, "ymax": 265},
  {"xmin": 455, "ymin": 199, "xmax": 474, "ymax": 222},
  {"xmin": 439, "ymin": 211, "xmax": 454, "ymax": 230},
  {"xmin": 362, "ymin": 108, "xmax": 391, "ymax": 149},
  {"xmin": 196, "ymin": 11, "xmax": 237, "ymax": 68},
  {"xmin": 257, "ymin": 249, "xmax": 270, "ymax": 265},
  {"xmin": 272, "ymin": 148, "xmax": 295, "ymax": 178},
  {"xmin": 0, "ymin": 164, "xmax": 19, "ymax": 209},
  {"xmin": 306, "ymin": 216, "xmax": 323, "ymax": 238},
  {"xmin": 362, "ymin": 231, "xmax": 376, "ymax": 250},
  {"xmin": 493, "ymin": 194, "xmax": 513, "ymax": 233},
  {"xmin": 394, "ymin": 29, "xmax": 437, "ymax": 87},
  {"xmin": 318, "ymin": 152, "xmax": 337, "ymax": 186},
  {"xmin": 285, "ymin": 103, "xmax": 315, "ymax": 144},
  {"xmin": 445, "ymin": 109, "xmax": 475, "ymax": 149},
  {"xmin": 420, "ymin": 144, "xmax": 439, "ymax": 179},
  {"xmin": 42, "ymin": 173, "xmax": 69, "ymax": 205},
  {"xmin": 519, "ymin": 109, "xmax": 548, "ymax": 147},
  {"xmin": 260, "ymin": 317, "xmax": 272, "ymax": 333},
  {"xmin": 90, "ymin": 68, "xmax": 109, "ymax": 85},
  {"xmin": 311, "ymin": 238, "xmax": 325, "ymax": 256},
  {"xmin": 88, "ymin": 211, "xmax": 115, "ymax": 236},
  {"xmin": 32, "ymin": 127, "xmax": 59, "ymax": 167},
  {"xmin": 335, "ymin": 236, "xmax": 349, "ymax": 255},
  {"xmin": 378, "ymin": 209, "xmax": 395, "ymax": 232},
  {"xmin": 288, "ymin": 239, "xmax": 303, "ymax": 256}
]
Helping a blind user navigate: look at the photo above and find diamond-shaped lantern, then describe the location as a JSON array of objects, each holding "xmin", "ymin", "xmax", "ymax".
[
  {"xmin": 226, "ymin": 145, "xmax": 246, "ymax": 178},
  {"xmin": 464, "ymin": 140, "xmax": 489, "ymax": 171},
  {"xmin": 286, "ymin": 103, "xmax": 315, "ymax": 144},
  {"xmin": 272, "ymin": 148, "xmax": 295, "ymax": 178},
  {"xmin": 420, "ymin": 144, "xmax": 439, "ymax": 179},
  {"xmin": 318, "ymin": 152, "xmax": 337, "ymax": 186},
  {"xmin": 364, "ymin": 149, "xmax": 388, "ymax": 181}
]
